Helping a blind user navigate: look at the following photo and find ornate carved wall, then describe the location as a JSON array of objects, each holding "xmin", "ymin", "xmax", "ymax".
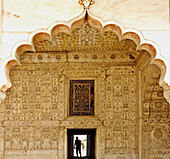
[
  {"xmin": 0, "ymin": 17, "xmax": 169, "ymax": 159},
  {"xmin": 0, "ymin": 49, "xmax": 137, "ymax": 158},
  {"xmin": 141, "ymin": 64, "xmax": 169, "ymax": 159}
]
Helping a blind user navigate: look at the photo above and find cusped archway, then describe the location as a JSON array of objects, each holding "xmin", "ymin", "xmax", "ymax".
[
  {"xmin": 0, "ymin": 4, "xmax": 169, "ymax": 159},
  {"xmin": 0, "ymin": 9, "xmax": 169, "ymax": 103}
]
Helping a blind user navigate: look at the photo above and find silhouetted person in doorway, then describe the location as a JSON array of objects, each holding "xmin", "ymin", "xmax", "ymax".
[{"xmin": 75, "ymin": 137, "xmax": 81, "ymax": 157}]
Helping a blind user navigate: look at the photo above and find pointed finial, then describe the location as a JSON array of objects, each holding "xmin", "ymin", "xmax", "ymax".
[{"xmin": 78, "ymin": 0, "xmax": 95, "ymax": 9}]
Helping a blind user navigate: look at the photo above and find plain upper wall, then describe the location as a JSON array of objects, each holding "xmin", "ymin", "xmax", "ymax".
[
  {"xmin": 0, "ymin": 0, "xmax": 170, "ymax": 83},
  {"xmin": 1, "ymin": 0, "xmax": 169, "ymax": 31}
]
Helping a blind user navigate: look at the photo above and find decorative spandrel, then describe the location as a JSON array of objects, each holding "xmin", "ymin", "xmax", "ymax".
[{"xmin": 69, "ymin": 80, "xmax": 94, "ymax": 116}]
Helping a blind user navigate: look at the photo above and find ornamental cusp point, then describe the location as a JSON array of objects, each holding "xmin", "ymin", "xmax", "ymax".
[{"xmin": 78, "ymin": 0, "xmax": 95, "ymax": 9}]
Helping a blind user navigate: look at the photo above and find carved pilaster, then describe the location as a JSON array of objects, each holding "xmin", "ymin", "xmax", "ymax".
[
  {"xmin": 97, "ymin": 126, "xmax": 105, "ymax": 159},
  {"xmin": 98, "ymin": 70, "xmax": 106, "ymax": 121},
  {"xmin": 58, "ymin": 126, "xmax": 65, "ymax": 159},
  {"xmin": 58, "ymin": 75, "xmax": 65, "ymax": 120}
]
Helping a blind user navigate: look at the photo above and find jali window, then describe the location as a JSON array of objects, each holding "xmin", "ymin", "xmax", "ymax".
[{"xmin": 69, "ymin": 80, "xmax": 94, "ymax": 116}]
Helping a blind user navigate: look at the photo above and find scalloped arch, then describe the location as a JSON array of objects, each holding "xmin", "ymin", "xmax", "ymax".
[{"xmin": 0, "ymin": 9, "xmax": 169, "ymax": 103}]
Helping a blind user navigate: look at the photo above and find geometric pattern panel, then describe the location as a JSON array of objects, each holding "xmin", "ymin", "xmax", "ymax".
[
  {"xmin": 69, "ymin": 80, "xmax": 94, "ymax": 116},
  {"xmin": 105, "ymin": 66, "xmax": 137, "ymax": 155},
  {"xmin": 4, "ymin": 64, "xmax": 59, "ymax": 121},
  {"xmin": 5, "ymin": 126, "xmax": 58, "ymax": 150}
]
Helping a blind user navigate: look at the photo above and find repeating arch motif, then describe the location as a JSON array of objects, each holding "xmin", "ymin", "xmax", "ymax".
[{"xmin": 0, "ymin": 9, "xmax": 169, "ymax": 103}]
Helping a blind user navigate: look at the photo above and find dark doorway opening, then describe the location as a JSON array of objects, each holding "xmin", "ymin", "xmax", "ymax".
[{"xmin": 67, "ymin": 129, "xmax": 96, "ymax": 159}]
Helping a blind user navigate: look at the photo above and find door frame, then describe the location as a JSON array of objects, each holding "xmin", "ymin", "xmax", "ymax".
[{"xmin": 67, "ymin": 129, "xmax": 96, "ymax": 159}]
